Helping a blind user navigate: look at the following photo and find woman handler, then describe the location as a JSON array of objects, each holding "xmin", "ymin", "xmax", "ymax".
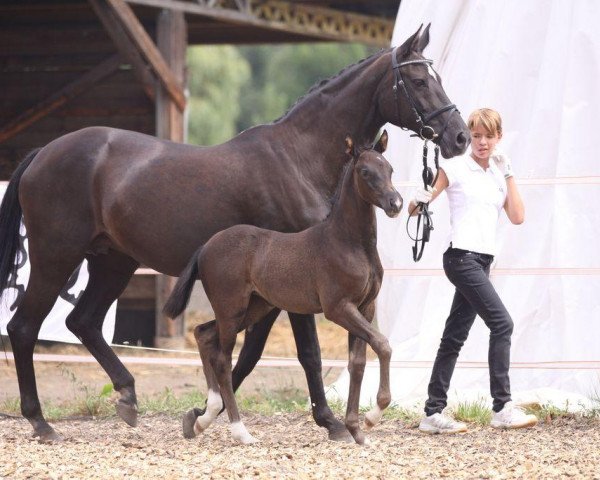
[{"xmin": 413, "ymin": 108, "xmax": 538, "ymax": 433}]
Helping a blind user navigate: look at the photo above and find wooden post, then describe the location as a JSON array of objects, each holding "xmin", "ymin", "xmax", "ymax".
[{"xmin": 154, "ymin": 8, "xmax": 187, "ymax": 349}]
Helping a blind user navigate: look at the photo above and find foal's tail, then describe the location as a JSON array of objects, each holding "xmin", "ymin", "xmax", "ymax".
[
  {"xmin": 0, "ymin": 148, "xmax": 40, "ymax": 293},
  {"xmin": 163, "ymin": 246, "xmax": 203, "ymax": 318}
]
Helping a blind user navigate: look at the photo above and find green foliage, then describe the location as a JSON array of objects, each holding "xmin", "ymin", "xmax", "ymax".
[
  {"xmin": 138, "ymin": 388, "xmax": 206, "ymax": 415},
  {"xmin": 187, "ymin": 45, "xmax": 251, "ymax": 146},
  {"xmin": 236, "ymin": 43, "xmax": 373, "ymax": 130},
  {"xmin": 185, "ymin": 43, "xmax": 375, "ymax": 143}
]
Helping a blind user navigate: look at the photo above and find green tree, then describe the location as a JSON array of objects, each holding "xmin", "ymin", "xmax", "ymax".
[
  {"xmin": 186, "ymin": 45, "xmax": 251, "ymax": 146},
  {"xmin": 236, "ymin": 43, "xmax": 374, "ymax": 131}
]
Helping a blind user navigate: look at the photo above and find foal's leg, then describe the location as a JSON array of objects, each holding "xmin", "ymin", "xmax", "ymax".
[
  {"xmin": 182, "ymin": 321, "xmax": 224, "ymax": 439},
  {"xmin": 326, "ymin": 302, "xmax": 392, "ymax": 445},
  {"xmin": 346, "ymin": 333, "xmax": 368, "ymax": 444},
  {"xmin": 65, "ymin": 251, "xmax": 140, "ymax": 426},
  {"xmin": 215, "ymin": 314, "xmax": 258, "ymax": 445},
  {"xmin": 7, "ymin": 253, "xmax": 83, "ymax": 441},
  {"xmin": 289, "ymin": 313, "xmax": 352, "ymax": 442}
]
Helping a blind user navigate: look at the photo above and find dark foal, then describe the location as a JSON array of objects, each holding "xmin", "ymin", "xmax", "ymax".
[{"xmin": 164, "ymin": 132, "xmax": 401, "ymax": 445}]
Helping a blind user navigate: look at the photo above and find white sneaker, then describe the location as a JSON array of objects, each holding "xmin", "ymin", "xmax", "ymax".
[
  {"xmin": 490, "ymin": 401, "xmax": 538, "ymax": 429},
  {"xmin": 419, "ymin": 412, "xmax": 468, "ymax": 434}
]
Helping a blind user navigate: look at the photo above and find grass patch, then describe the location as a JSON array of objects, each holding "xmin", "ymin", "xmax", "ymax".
[
  {"xmin": 452, "ymin": 398, "xmax": 492, "ymax": 425},
  {"xmin": 237, "ymin": 387, "xmax": 308, "ymax": 415}
]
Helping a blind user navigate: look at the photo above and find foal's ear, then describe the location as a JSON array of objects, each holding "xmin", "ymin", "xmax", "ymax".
[
  {"xmin": 345, "ymin": 136, "xmax": 354, "ymax": 155},
  {"xmin": 374, "ymin": 130, "xmax": 388, "ymax": 153},
  {"xmin": 416, "ymin": 23, "xmax": 431, "ymax": 53}
]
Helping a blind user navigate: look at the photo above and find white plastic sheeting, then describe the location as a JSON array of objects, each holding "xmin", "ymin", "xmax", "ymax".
[
  {"xmin": 328, "ymin": 0, "xmax": 600, "ymax": 411},
  {"xmin": 0, "ymin": 183, "xmax": 117, "ymax": 344}
]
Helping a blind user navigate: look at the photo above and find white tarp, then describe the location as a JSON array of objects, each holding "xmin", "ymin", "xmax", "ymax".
[
  {"xmin": 328, "ymin": 0, "xmax": 600, "ymax": 411},
  {"xmin": 0, "ymin": 183, "xmax": 117, "ymax": 344}
]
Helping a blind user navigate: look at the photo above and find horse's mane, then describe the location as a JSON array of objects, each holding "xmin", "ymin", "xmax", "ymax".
[{"xmin": 273, "ymin": 48, "xmax": 390, "ymax": 123}]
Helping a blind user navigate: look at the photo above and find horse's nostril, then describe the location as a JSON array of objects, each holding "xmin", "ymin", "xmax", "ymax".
[{"xmin": 456, "ymin": 131, "xmax": 468, "ymax": 147}]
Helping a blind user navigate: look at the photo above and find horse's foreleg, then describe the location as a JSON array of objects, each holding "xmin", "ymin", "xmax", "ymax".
[
  {"xmin": 288, "ymin": 312, "xmax": 352, "ymax": 442},
  {"xmin": 7, "ymin": 256, "xmax": 82, "ymax": 442},
  {"xmin": 327, "ymin": 303, "xmax": 392, "ymax": 445},
  {"xmin": 346, "ymin": 333, "xmax": 367, "ymax": 444},
  {"xmin": 65, "ymin": 253, "xmax": 139, "ymax": 427}
]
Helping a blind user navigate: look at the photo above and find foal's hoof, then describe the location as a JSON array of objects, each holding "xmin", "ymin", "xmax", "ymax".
[
  {"xmin": 182, "ymin": 408, "xmax": 203, "ymax": 439},
  {"xmin": 34, "ymin": 426, "xmax": 63, "ymax": 443},
  {"xmin": 116, "ymin": 400, "xmax": 138, "ymax": 427},
  {"xmin": 327, "ymin": 425, "xmax": 354, "ymax": 443},
  {"xmin": 364, "ymin": 406, "xmax": 384, "ymax": 431}
]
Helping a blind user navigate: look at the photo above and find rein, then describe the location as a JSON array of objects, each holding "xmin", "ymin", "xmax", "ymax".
[
  {"xmin": 390, "ymin": 46, "xmax": 455, "ymax": 261},
  {"xmin": 406, "ymin": 140, "xmax": 440, "ymax": 262}
]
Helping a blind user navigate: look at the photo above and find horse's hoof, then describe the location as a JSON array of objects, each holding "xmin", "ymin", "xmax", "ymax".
[
  {"xmin": 352, "ymin": 431, "xmax": 367, "ymax": 445},
  {"xmin": 116, "ymin": 401, "xmax": 138, "ymax": 427},
  {"xmin": 327, "ymin": 426, "xmax": 354, "ymax": 443},
  {"xmin": 364, "ymin": 406, "xmax": 384, "ymax": 431},
  {"xmin": 182, "ymin": 408, "xmax": 203, "ymax": 439},
  {"xmin": 239, "ymin": 435, "xmax": 259, "ymax": 445},
  {"xmin": 34, "ymin": 426, "xmax": 63, "ymax": 443}
]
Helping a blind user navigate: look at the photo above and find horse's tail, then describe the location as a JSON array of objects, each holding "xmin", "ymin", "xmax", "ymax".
[
  {"xmin": 163, "ymin": 246, "xmax": 203, "ymax": 319},
  {"xmin": 0, "ymin": 148, "xmax": 40, "ymax": 293}
]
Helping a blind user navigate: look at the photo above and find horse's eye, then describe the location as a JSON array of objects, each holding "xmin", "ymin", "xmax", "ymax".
[
  {"xmin": 360, "ymin": 169, "xmax": 369, "ymax": 178},
  {"xmin": 412, "ymin": 78, "xmax": 427, "ymax": 88}
]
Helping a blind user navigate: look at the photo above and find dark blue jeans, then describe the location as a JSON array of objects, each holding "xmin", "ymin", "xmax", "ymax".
[{"xmin": 424, "ymin": 247, "xmax": 514, "ymax": 415}]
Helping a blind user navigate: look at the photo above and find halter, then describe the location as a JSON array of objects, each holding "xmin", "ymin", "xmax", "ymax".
[{"xmin": 391, "ymin": 46, "xmax": 457, "ymax": 261}]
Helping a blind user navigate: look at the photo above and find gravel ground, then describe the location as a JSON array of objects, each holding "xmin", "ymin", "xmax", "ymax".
[{"xmin": 1, "ymin": 413, "xmax": 599, "ymax": 479}]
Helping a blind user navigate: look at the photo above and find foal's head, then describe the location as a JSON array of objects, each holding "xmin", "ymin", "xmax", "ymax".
[{"xmin": 346, "ymin": 130, "xmax": 403, "ymax": 218}]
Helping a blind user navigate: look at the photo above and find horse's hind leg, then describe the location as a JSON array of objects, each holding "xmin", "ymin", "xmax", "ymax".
[
  {"xmin": 7, "ymin": 254, "xmax": 83, "ymax": 441},
  {"xmin": 289, "ymin": 312, "xmax": 352, "ymax": 442},
  {"xmin": 182, "ymin": 321, "xmax": 223, "ymax": 439},
  {"xmin": 65, "ymin": 251, "xmax": 139, "ymax": 426},
  {"xmin": 230, "ymin": 308, "xmax": 280, "ymax": 389}
]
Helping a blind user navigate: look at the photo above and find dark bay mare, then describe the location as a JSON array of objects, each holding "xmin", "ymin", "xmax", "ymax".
[
  {"xmin": 164, "ymin": 133, "xmax": 399, "ymax": 445},
  {"xmin": 0, "ymin": 25, "xmax": 468, "ymax": 442}
]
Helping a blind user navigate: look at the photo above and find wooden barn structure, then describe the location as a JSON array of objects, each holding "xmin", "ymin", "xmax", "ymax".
[{"xmin": 0, "ymin": 0, "xmax": 400, "ymax": 347}]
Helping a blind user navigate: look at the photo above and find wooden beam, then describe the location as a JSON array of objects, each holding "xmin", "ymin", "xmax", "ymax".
[
  {"xmin": 103, "ymin": 0, "xmax": 186, "ymax": 111},
  {"xmin": 124, "ymin": 0, "xmax": 395, "ymax": 47},
  {"xmin": 155, "ymin": 8, "xmax": 186, "ymax": 141},
  {"xmin": 0, "ymin": 54, "xmax": 121, "ymax": 144},
  {"xmin": 88, "ymin": 0, "xmax": 157, "ymax": 102},
  {"xmin": 154, "ymin": 9, "xmax": 187, "ymax": 349}
]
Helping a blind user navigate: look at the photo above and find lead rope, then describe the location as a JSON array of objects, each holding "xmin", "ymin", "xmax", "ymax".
[{"xmin": 406, "ymin": 138, "xmax": 440, "ymax": 262}]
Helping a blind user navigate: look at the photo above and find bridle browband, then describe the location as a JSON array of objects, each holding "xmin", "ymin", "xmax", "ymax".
[{"xmin": 391, "ymin": 46, "xmax": 459, "ymax": 261}]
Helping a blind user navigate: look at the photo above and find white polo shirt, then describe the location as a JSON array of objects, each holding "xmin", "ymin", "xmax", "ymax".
[{"xmin": 440, "ymin": 153, "xmax": 507, "ymax": 256}]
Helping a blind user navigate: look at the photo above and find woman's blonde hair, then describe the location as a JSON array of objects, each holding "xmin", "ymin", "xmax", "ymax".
[{"xmin": 468, "ymin": 108, "xmax": 502, "ymax": 136}]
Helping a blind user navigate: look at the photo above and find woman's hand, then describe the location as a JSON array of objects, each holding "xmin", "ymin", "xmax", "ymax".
[{"xmin": 491, "ymin": 148, "xmax": 513, "ymax": 178}]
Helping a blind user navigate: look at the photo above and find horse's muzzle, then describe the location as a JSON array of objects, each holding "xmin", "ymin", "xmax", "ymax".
[{"xmin": 384, "ymin": 193, "xmax": 403, "ymax": 218}]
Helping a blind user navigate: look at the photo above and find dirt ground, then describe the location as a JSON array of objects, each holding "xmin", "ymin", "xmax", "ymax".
[
  {"xmin": 1, "ymin": 414, "xmax": 599, "ymax": 479},
  {"xmin": 0, "ymin": 316, "xmax": 350, "ymax": 403},
  {"xmin": 2, "ymin": 319, "xmax": 600, "ymax": 479}
]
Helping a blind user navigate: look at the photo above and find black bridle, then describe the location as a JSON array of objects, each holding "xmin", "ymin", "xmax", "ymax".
[{"xmin": 391, "ymin": 46, "xmax": 458, "ymax": 261}]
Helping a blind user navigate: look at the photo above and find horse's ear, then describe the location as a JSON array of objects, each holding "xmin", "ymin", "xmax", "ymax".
[
  {"xmin": 374, "ymin": 130, "xmax": 388, "ymax": 153},
  {"xmin": 397, "ymin": 24, "xmax": 423, "ymax": 58},
  {"xmin": 416, "ymin": 23, "xmax": 431, "ymax": 53},
  {"xmin": 345, "ymin": 136, "xmax": 354, "ymax": 155}
]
